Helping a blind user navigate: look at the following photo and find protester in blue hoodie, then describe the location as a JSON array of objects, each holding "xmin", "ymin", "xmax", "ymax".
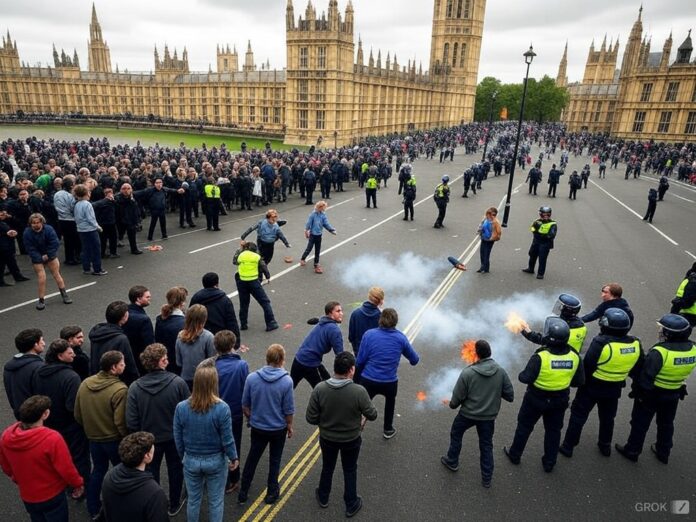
[
  {"xmin": 291, "ymin": 301, "xmax": 344, "ymax": 389},
  {"xmin": 213, "ymin": 330, "xmax": 249, "ymax": 494},
  {"xmin": 238, "ymin": 344, "xmax": 294, "ymax": 506},
  {"xmin": 348, "ymin": 287, "xmax": 384, "ymax": 356},
  {"xmin": 240, "ymin": 209, "xmax": 291, "ymax": 266},
  {"xmin": 356, "ymin": 308, "xmax": 420, "ymax": 439}
]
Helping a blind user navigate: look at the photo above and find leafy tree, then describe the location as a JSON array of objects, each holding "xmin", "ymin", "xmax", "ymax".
[{"xmin": 474, "ymin": 75, "xmax": 568, "ymax": 122}]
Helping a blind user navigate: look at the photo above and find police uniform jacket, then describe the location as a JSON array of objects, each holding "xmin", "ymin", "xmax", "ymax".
[
  {"xmin": 518, "ymin": 344, "xmax": 585, "ymax": 401},
  {"xmin": 582, "ymin": 333, "xmax": 644, "ymax": 398},
  {"xmin": 636, "ymin": 339, "xmax": 696, "ymax": 399}
]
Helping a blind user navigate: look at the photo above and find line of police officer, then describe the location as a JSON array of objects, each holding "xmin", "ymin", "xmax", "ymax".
[{"xmin": 503, "ymin": 293, "xmax": 696, "ymax": 472}]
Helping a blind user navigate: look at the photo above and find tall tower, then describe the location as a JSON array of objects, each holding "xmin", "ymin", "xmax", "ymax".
[
  {"xmin": 556, "ymin": 41, "xmax": 568, "ymax": 87},
  {"xmin": 620, "ymin": 5, "xmax": 643, "ymax": 77},
  {"xmin": 428, "ymin": 0, "xmax": 486, "ymax": 81},
  {"xmin": 88, "ymin": 3, "xmax": 111, "ymax": 72},
  {"xmin": 243, "ymin": 41, "xmax": 256, "ymax": 72},
  {"xmin": 285, "ymin": 0, "xmax": 356, "ymax": 145},
  {"xmin": 0, "ymin": 30, "xmax": 20, "ymax": 73},
  {"xmin": 217, "ymin": 44, "xmax": 239, "ymax": 73}
]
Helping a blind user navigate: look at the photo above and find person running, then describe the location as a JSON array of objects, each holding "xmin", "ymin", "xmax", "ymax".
[
  {"xmin": 300, "ymin": 201, "xmax": 336, "ymax": 275},
  {"xmin": 240, "ymin": 209, "xmax": 291, "ymax": 265}
]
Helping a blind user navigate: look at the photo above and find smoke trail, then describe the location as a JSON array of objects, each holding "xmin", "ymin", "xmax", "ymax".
[
  {"xmin": 415, "ymin": 367, "xmax": 461, "ymax": 410},
  {"xmin": 336, "ymin": 252, "xmax": 441, "ymax": 292}
]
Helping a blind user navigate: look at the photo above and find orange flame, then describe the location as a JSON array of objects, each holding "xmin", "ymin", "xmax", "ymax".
[
  {"xmin": 504, "ymin": 311, "xmax": 529, "ymax": 334},
  {"xmin": 416, "ymin": 390, "xmax": 427, "ymax": 402},
  {"xmin": 460, "ymin": 340, "xmax": 479, "ymax": 364}
]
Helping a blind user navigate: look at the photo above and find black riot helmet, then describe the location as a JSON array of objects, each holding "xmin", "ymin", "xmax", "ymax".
[
  {"xmin": 657, "ymin": 314, "xmax": 692, "ymax": 341},
  {"xmin": 599, "ymin": 308, "xmax": 631, "ymax": 336},
  {"xmin": 553, "ymin": 294, "xmax": 581, "ymax": 318},
  {"xmin": 539, "ymin": 206, "xmax": 552, "ymax": 216},
  {"xmin": 542, "ymin": 316, "xmax": 570, "ymax": 347}
]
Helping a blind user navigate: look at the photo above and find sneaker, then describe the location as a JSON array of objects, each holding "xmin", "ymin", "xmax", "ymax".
[
  {"xmin": 83, "ymin": 270, "xmax": 92, "ymax": 275},
  {"xmin": 614, "ymin": 444, "xmax": 638, "ymax": 462},
  {"xmin": 264, "ymin": 491, "xmax": 279, "ymax": 505},
  {"xmin": 92, "ymin": 270, "xmax": 108, "ymax": 276},
  {"xmin": 345, "ymin": 496, "xmax": 363, "ymax": 518},
  {"xmin": 440, "ymin": 456, "xmax": 458, "ymax": 472},
  {"xmin": 503, "ymin": 446, "xmax": 520, "ymax": 465},
  {"xmin": 383, "ymin": 428, "xmax": 397, "ymax": 439},
  {"xmin": 167, "ymin": 494, "xmax": 187, "ymax": 517},
  {"xmin": 315, "ymin": 488, "xmax": 328, "ymax": 508},
  {"xmin": 237, "ymin": 490, "xmax": 249, "ymax": 505},
  {"xmin": 36, "ymin": 300, "xmax": 46, "ymax": 311},
  {"xmin": 558, "ymin": 445, "xmax": 573, "ymax": 458}
]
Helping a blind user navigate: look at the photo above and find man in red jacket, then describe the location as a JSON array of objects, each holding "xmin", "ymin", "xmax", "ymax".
[{"xmin": 0, "ymin": 395, "xmax": 84, "ymax": 521}]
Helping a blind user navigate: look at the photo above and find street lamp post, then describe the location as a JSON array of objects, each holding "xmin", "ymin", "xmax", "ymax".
[
  {"xmin": 481, "ymin": 90, "xmax": 498, "ymax": 162},
  {"xmin": 501, "ymin": 45, "xmax": 536, "ymax": 228}
]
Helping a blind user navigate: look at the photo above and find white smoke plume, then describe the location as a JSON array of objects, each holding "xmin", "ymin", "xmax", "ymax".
[{"xmin": 336, "ymin": 252, "xmax": 441, "ymax": 293}]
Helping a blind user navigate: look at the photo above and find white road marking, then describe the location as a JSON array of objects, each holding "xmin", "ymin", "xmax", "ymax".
[
  {"xmin": 639, "ymin": 177, "xmax": 695, "ymax": 202},
  {"xmin": 189, "ymin": 237, "xmax": 241, "ymax": 254},
  {"xmin": 685, "ymin": 251, "xmax": 696, "ymax": 261},
  {"xmin": 0, "ymin": 282, "xmax": 97, "ymax": 315},
  {"xmin": 590, "ymin": 179, "xmax": 679, "ymax": 246}
]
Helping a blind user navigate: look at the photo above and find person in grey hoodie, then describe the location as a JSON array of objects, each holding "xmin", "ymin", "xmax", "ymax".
[
  {"xmin": 440, "ymin": 340, "xmax": 514, "ymax": 488},
  {"xmin": 238, "ymin": 344, "xmax": 294, "ymax": 506},
  {"xmin": 126, "ymin": 344, "xmax": 190, "ymax": 516},
  {"xmin": 306, "ymin": 352, "xmax": 377, "ymax": 518}
]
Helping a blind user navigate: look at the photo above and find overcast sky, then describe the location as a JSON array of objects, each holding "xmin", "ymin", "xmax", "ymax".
[{"xmin": 2, "ymin": 0, "xmax": 692, "ymax": 83}]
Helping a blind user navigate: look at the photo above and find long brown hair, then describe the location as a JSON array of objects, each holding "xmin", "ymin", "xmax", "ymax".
[
  {"xmin": 189, "ymin": 365, "xmax": 221, "ymax": 413},
  {"xmin": 160, "ymin": 286, "xmax": 188, "ymax": 320},
  {"xmin": 179, "ymin": 304, "xmax": 207, "ymax": 344}
]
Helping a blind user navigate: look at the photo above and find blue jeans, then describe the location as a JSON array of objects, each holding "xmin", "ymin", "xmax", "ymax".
[
  {"xmin": 479, "ymin": 240, "xmax": 494, "ymax": 272},
  {"xmin": 183, "ymin": 453, "xmax": 227, "ymax": 522},
  {"xmin": 240, "ymin": 427, "xmax": 287, "ymax": 496},
  {"xmin": 301, "ymin": 234, "xmax": 323, "ymax": 266},
  {"xmin": 23, "ymin": 491, "xmax": 68, "ymax": 522},
  {"xmin": 445, "ymin": 412, "xmax": 495, "ymax": 481},
  {"xmin": 79, "ymin": 230, "xmax": 102, "ymax": 273},
  {"xmin": 87, "ymin": 440, "xmax": 120, "ymax": 517},
  {"xmin": 317, "ymin": 436, "xmax": 362, "ymax": 510}
]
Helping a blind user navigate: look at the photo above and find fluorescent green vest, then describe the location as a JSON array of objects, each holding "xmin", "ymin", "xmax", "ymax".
[
  {"xmin": 530, "ymin": 220, "xmax": 556, "ymax": 234},
  {"xmin": 204, "ymin": 184, "xmax": 220, "ymax": 199},
  {"xmin": 675, "ymin": 279, "xmax": 696, "ymax": 315},
  {"xmin": 652, "ymin": 344, "xmax": 696, "ymax": 390},
  {"xmin": 568, "ymin": 325, "xmax": 588, "ymax": 354},
  {"xmin": 237, "ymin": 250, "xmax": 260, "ymax": 281},
  {"xmin": 593, "ymin": 340, "xmax": 641, "ymax": 382},
  {"xmin": 366, "ymin": 177, "xmax": 378, "ymax": 189},
  {"xmin": 534, "ymin": 349, "xmax": 579, "ymax": 391}
]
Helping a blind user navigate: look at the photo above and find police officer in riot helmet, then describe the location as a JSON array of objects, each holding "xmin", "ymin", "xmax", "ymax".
[
  {"xmin": 616, "ymin": 314, "xmax": 695, "ymax": 464},
  {"xmin": 524, "ymin": 294, "xmax": 588, "ymax": 354},
  {"xmin": 560, "ymin": 308, "xmax": 643, "ymax": 458},
  {"xmin": 522, "ymin": 206, "xmax": 557, "ymax": 280},
  {"xmin": 505, "ymin": 317, "xmax": 584, "ymax": 472}
]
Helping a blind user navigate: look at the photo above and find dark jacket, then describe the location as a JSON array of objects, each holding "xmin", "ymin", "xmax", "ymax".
[
  {"xmin": 71, "ymin": 346, "xmax": 90, "ymax": 381},
  {"xmin": 101, "ymin": 464, "xmax": 169, "ymax": 522},
  {"xmin": 23, "ymin": 224, "xmax": 60, "ymax": 264},
  {"xmin": 581, "ymin": 298, "xmax": 634, "ymax": 326},
  {"xmin": 32, "ymin": 362, "xmax": 81, "ymax": 431},
  {"xmin": 189, "ymin": 287, "xmax": 241, "ymax": 346},
  {"xmin": 215, "ymin": 353, "xmax": 249, "ymax": 420},
  {"xmin": 122, "ymin": 304, "xmax": 155, "ymax": 376},
  {"xmin": 294, "ymin": 316, "xmax": 344, "ymax": 368},
  {"xmin": 88, "ymin": 323, "xmax": 139, "ymax": 385},
  {"xmin": 449, "ymin": 357, "xmax": 514, "ymax": 420},
  {"xmin": 348, "ymin": 301, "xmax": 381, "ymax": 352},
  {"xmin": 114, "ymin": 194, "xmax": 140, "ymax": 227},
  {"xmin": 3, "ymin": 353, "xmax": 43, "ymax": 420},
  {"xmin": 154, "ymin": 312, "xmax": 185, "ymax": 374},
  {"xmin": 126, "ymin": 369, "xmax": 189, "ymax": 442},
  {"xmin": 92, "ymin": 197, "xmax": 116, "ymax": 226},
  {"xmin": 0, "ymin": 220, "xmax": 17, "ymax": 254}
]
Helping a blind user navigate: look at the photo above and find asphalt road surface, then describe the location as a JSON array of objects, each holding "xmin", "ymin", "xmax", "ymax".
[{"xmin": 1, "ymin": 144, "xmax": 694, "ymax": 521}]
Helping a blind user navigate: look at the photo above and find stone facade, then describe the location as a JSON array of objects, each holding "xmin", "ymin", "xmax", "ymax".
[
  {"xmin": 0, "ymin": 1, "xmax": 485, "ymax": 147},
  {"xmin": 559, "ymin": 7, "xmax": 696, "ymax": 142}
]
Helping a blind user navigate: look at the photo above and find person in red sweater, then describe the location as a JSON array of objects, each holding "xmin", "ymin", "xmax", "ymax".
[{"xmin": 0, "ymin": 395, "xmax": 84, "ymax": 521}]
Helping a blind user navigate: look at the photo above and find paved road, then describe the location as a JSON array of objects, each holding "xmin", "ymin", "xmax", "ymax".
[{"xmin": 1, "ymin": 145, "xmax": 694, "ymax": 521}]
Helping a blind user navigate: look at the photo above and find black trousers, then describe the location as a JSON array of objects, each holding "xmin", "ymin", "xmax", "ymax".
[
  {"xmin": 205, "ymin": 199, "xmax": 220, "ymax": 230},
  {"xmin": 58, "ymin": 220, "xmax": 81, "ymax": 263},
  {"xmin": 148, "ymin": 438, "xmax": 184, "ymax": 508},
  {"xmin": 365, "ymin": 188, "xmax": 377, "ymax": 207},
  {"xmin": 117, "ymin": 224, "xmax": 139, "ymax": 253},
  {"xmin": 0, "ymin": 251, "xmax": 22, "ymax": 280},
  {"xmin": 644, "ymin": 201, "xmax": 657, "ymax": 222},
  {"xmin": 99, "ymin": 223, "xmax": 118, "ymax": 256},
  {"xmin": 403, "ymin": 201, "xmax": 414, "ymax": 220},
  {"xmin": 290, "ymin": 358, "xmax": 330, "ymax": 389},
  {"xmin": 241, "ymin": 427, "xmax": 287, "ymax": 496},
  {"xmin": 562, "ymin": 385, "xmax": 619, "ymax": 451},
  {"xmin": 317, "ymin": 436, "xmax": 362, "ymax": 510},
  {"xmin": 509, "ymin": 390, "xmax": 568, "ymax": 469},
  {"xmin": 624, "ymin": 392, "xmax": 680, "ymax": 459},
  {"xmin": 258, "ymin": 240, "xmax": 275, "ymax": 265},
  {"xmin": 360, "ymin": 378, "xmax": 398, "ymax": 432},
  {"xmin": 527, "ymin": 241, "xmax": 551, "ymax": 276},
  {"xmin": 147, "ymin": 212, "xmax": 167, "ymax": 239},
  {"xmin": 434, "ymin": 201, "xmax": 447, "ymax": 226},
  {"xmin": 548, "ymin": 183, "xmax": 557, "ymax": 197}
]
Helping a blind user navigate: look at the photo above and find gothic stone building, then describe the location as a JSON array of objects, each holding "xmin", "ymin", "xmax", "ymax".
[
  {"xmin": 558, "ymin": 7, "xmax": 696, "ymax": 142},
  {"xmin": 0, "ymin": 1, "xmax": 485, "ymax": 147}
]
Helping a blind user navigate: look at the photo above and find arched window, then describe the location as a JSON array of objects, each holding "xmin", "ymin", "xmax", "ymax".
[
  {"xmin": 446, "ymin": 0, "xmax": 453, "ymax": 18},
  {"xmin": 456, "ymin": 0, "xmax": 463, "ymax": 18},
  {"xmin": 464, "ymin": 0, "xmax": 471, "ymax": 18},
  {"xmin": 443, "ymin": 43, "xmax": 449, "ymax": 66},
  {"xmin": 459, "ymin": 43, "xmax": 467, "ymax": 68},
  {"xmin": 452, "ymin": 43, "xmax": 458, "ymax": 68}
]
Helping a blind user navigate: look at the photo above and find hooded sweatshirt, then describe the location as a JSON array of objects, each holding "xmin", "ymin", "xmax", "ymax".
[
  {"xmin": 0, "ymin": 423, "xmax": 83, "ymax": 503},
  {"xmin": 74, "ymin": 371, "xmax": 128, "ymax": 442},
  {"xmin": 89, "ymin": 322, "xmax": 139, "ymax": 385},
  {"xmin": 32, "ymin": 362, "xmax": 81, "ymax": 431},
  {"xmin": 306, "ymin": 378, "xmax": 378, "ymax": 443},
  {"xmin": 449, "ymin": 358, "xmax": 515, "ymax": 421},
  {"xmin": 242, "ymin": 366, "xmax": 294, "ymax": 431},
  {"xmin": 101, "ymin": 464, "xmax": 169, "ymax": 522},
  {"xmin": 189, "ymin": 287, "xmax": 241, "ymax": 342},
  {"xmin": 126, "ymin": 370, "xmax": 190, "ymax": 442},
  {"xmin": 3, "ymin": 353, "xmax": 43, "ymax": 420},
  {"xmin": 294, "ymin": 316, "xmax": 343, "ymax": 368},
  {"xmin": 348, "ymin": 301, "xmax": 381, "ymax": 352},
  {"xmin": 356, "ymin": 327, "xmax": 420, "ymax": 383}
]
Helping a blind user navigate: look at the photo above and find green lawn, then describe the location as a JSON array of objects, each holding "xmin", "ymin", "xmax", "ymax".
[{"xmin": 0, "ymin": 124, "xmax": 291, "ymax": 151}]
